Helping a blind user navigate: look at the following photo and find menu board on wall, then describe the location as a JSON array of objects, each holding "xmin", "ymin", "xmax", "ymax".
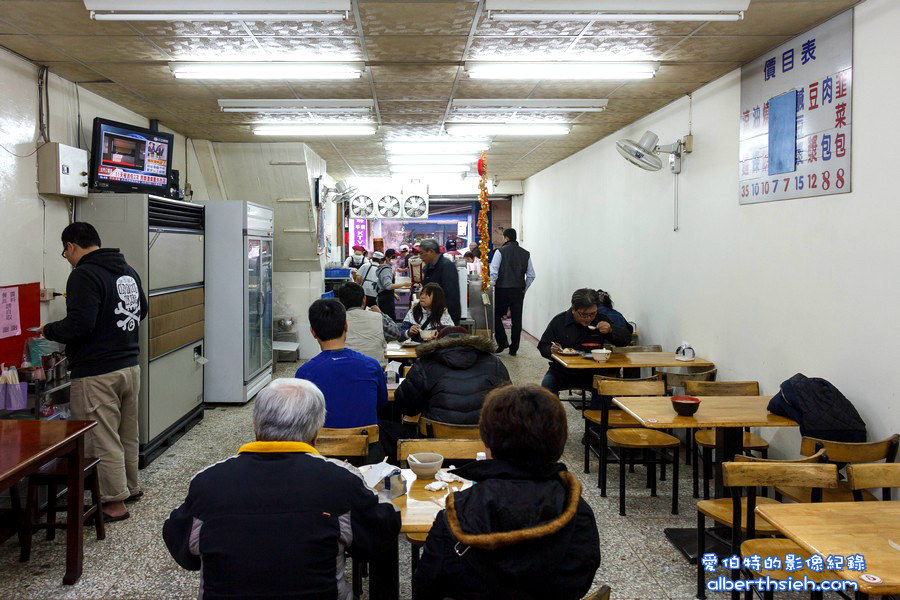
[{"xmin": 739, "ymin": 10, "xmax": 852, "ymax": 204}]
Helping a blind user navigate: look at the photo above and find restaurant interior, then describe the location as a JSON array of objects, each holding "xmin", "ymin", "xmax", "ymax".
[{"xmin": 1, "ymin": 1, "xmax": 898, "ymax": 599}]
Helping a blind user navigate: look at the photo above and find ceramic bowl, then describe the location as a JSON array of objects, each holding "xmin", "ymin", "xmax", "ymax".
[
  {"xmin": 409, "ymin": 452, "xmax": 444, "ymax": 479},
  {"xmin": 591, "ymin": 349, "xmax": 612, "ymax": 362},
  {"xmin": 420, "ymin": 329, "xmax": 437, "ymax": 341},
  {"xmin": 671, "ymin": 396, "xmax": 701, "ymax": 416}
]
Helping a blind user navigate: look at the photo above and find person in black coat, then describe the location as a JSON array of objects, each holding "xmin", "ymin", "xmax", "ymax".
[
  {"xmin": 395, "ymin": 327, "xmax": 511, "ymax": 424},
  {"xmin": 413, "ymin": 384, "xmax": 601, "ymax": 600},
  {"xmin": 419, "ymin": 238, "xmax": 461, "ymax": 325}
]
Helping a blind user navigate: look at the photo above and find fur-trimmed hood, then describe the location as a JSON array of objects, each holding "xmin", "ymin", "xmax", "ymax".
[
  {"xmin": 435, "ymin": 460, "xmax": 594, "ymax": 582},
  {"xmin": 415, "ymin": 334, "xmax": 497, "ymax": 369}
]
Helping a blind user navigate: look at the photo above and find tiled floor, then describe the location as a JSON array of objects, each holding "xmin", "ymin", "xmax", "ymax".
[{"xmin": 0, "ymin": 336, "xmax": 840, "ymax": 599}]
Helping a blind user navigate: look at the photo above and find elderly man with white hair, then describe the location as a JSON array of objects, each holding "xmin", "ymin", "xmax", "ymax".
[{"xmin": 162, "ymin": 378, "xmax": 401, "ymax": 600}]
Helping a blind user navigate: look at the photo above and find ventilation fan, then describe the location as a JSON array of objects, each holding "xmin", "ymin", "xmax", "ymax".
[
  {"xmin": 403, "ymin": 195, "xmax": 429, "ymax": 219},
  {"xmin": 349, "ymin": 195, "xmax": 374, "ymax": 219},
  {"xmin": 377, "ymin": 195, "xmax": 402, "ymax": 218}
]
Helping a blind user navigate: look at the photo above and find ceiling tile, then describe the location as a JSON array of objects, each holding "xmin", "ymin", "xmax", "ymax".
[
  {"xmin": 45, "ymin": 35, "xmax": 170, "ymax": 62},
  {"xmin": 149, "ymin": 36, "xmax": 258, "ymax": 60},
  {"xmin": 454, "ymin": 80, "xmax": 539, "ymax": 98},
  {"xmin": 569, "ymin": 36, "xmax": 680, "ymax": 60},
  {"xmin": 468, "ymin": 36, "xmax": 573, "ymax": 59},
  {"xmin": 609, "ymin": 81, "xmax": 699, "ymax": 99},
  {"xmin": 361, "ymin": 3, "xmax": 476, "ymax": 36},
  {"xmin": 203, "ymin": 82, "xmax": 299, "ymax": 99},
  {"xmin": 653, "ymin": 63, "xmax": 741, "ymax": 83},
  {"xmin": 379, "ymin": 113, "xmax": 443, "ymax": 126},
  {"xmin": 703, "ymin": 1, "xmax": 857, "ymax": 36},
  {"xmin": 89, "ymin": 63, "xmax": 179, "ymax": 85},
  {"xmin": 0, "ymin": 19, "xmax": 20, "ymax": 34},
  {"xmin": 370, "ymin": 64, "xmax": 459, "ymax": 83},
  {"xmin": 256, "ymin": 36, "xmax": 363, "ymax": 60},
  {"xmin": 475, "ymin": 17, "xmax": 588, "ymax": 38},
  {"xmin": 128, "ymin": 21, "xmax": 249, "ymax": 37},
  {"xmin": 378, "ymin": 101, "xmax": 446, "ymax": 114},
  {"xmin": 44, "ymin": 62, "xmax": 110, "ymax": 83},
  {"xmin": 664, "ymin": 35, "xmax": 791, "ymax": 62},
  {"xmin": 366, "ymin": 35, "xmax": 467, "ymax": 62},
  {"xmin": 529, "ymin": 82, "xmax": 619, "ymax": 99},
  {"xmin": 292, "ymin": 82, "xmax": 373, "ymax": 99},
  {"xmin": 582, "ymin": 21, "xmax": 700, "ymax": 36},
  {"xmin": 246, "ymin": 20, "xmax": 358, "ymax": 37},
  {"xmin": 375, "ymin": 82, "xmax": 454, "ymax": 101},
  {"xmin": 0, "ymin": 2, "xmax": 134, "ymax": 36},
  {"xmin": 0, "ymin": 34, "xmax": 70, "ymax": 61}
]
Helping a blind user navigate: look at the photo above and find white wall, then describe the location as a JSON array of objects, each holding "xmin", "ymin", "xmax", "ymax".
[
  {"xmin": 521, "ymin": 0, "xmax": 900, "ymax": 451},
  {"xmin": 0, "ymin": 47, "xmax": 192, "ymax": 324}
]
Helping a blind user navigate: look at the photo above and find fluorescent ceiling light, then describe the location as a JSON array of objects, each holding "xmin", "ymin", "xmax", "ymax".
[
  {"xmin": 91, "ymin": 12, "xmax": 346, "ymax": 21},
  {"xmin": 465, "ymin": 62, "xmax": 658, "ymax": 81},
  {"xmin": 489, "ymin": 12, "xmax": 741, "ymax": 22},
  {"xmin": 170, "ymin": 62, "xmax": 362, "ymax": 80},
  {"xmin": 218, "ymin": 99, "xmax": 373, "ymax": 113},
  {"xmin": 452, "ymin": 98, "xmax": 608, "ymax": 112},
  {"xmin": 388, "ymin": 155, "xmax": 479, "ymax": 165},
  {"xmin": 484, "ymin": 1, "xmax": 748, "ymax": 10},
  {"xmin": 85, "ymin": 0, "xmax": 350, "ymax": 20},
  {"xmin": 386, "ymin": 141, "xmax": 490, "ymax": 155},
  {"xmin": 446, "ymin": 124, "xmax": 570, "ymax": 136},
  {"xmin": 253, "ymin": 124, "xmax": 376, "ymax": 136},
  {"xmin": 390, "ymin": 165, "xmax": 471, "ymax": 173}
]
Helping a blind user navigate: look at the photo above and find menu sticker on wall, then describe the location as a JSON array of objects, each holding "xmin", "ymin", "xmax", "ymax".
[{"xmin": 0, "ymin": 287, "xmax": 21, "ymax": 340}]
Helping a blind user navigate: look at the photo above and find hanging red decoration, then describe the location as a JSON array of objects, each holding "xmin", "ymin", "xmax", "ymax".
[{"xmin": 476, "ymin": 151, "xmax": 490, "ymax": 292}]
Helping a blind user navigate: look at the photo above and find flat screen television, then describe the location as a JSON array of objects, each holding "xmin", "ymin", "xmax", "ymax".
[{"xmin": 89, "ymin": 118, "xmax": 174, "ymax": 194}]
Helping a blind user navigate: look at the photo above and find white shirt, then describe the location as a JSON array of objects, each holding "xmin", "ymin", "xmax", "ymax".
[{"xmin": 489, "ymin": 249, "xmax": 536, "ymax": 290}]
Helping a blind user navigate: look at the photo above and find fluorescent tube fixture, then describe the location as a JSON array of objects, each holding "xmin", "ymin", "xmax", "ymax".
[
  {"xmin": 253, "ymin": 125, "xmax": 376, "ymax": 136},
  {"xmin": 446, "ymin": 124, "xmax": 570, "ymax": 136},
  {"xmin": 85, "ymin": 0, "xmax": 350, "ymax": 20},
  {"xmin": 218, "ymin": 99, "xmax": 373, "ymax": 113},
  {"xmin": 452, "ymin": 99, "xmax": 608, "ymax": 112},
  {"xmin": 170, "ymin": 62, "xmax": 362, "ymax": 80},
  {"xmin": 386, "ymin": 141, "xmax": 490, "ymax": 155},
  {"xmin": 489, "ymin": 12, "xmax": 743, "ymax": 22},
  {"xmin": 465, "ymin": 62, "xmax": 658, "ymax": 81},
  {"xmin": 390, "ymin": 165, "xmax": 471, "ymax": 173},
  {"xmin": 388, "ymin": 155, "xmax": 480, "ymax": 165}
]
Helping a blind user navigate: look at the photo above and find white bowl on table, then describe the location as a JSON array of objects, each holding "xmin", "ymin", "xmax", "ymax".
[
  {"xmin": 408, "ymin": 452, "xmax": 444, "ymax": 480},
  {"xmin": 591, "ymin": 348, "xmax": 612, "ymax": 362},
  {"xmin": 420, "ymin": 329, "xmax": 437, "ymax": 341}
]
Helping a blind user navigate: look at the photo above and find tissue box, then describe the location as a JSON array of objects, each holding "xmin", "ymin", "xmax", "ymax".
[{"xmin": 362, "ymin": 463, "xmax": 408, "ymax": 500}]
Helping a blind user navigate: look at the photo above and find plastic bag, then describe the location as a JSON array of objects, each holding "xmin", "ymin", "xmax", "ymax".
[{"xmin": 23, "ymin": 336, "xmax": 63, "ymax": 366}]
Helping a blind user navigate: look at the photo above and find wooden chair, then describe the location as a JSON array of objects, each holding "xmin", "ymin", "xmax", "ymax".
[
  {"xmin": 582, "ymin": 585, "xmax": 612, "ymax": 600},
  {"xmin": 847, "ymin": 462, "xmax": 900, "ymax": 501},
  {"xmin": 584, "ymin": 374, "xmax": 662, "ymax": 476},
  {"xmin": 593, "ymin": 380, "xmax": 680, "ymax": 516},
  {"xmin": 20, "ymin": 457, "xmax": 105, "ymax": 563},
  {"xmin": 685, "ymin": 380, "xmax": 769, "ymax": 500},
  {"xmin": 696, "ymin": 461, "xmax": 840, "ymax": 600},
  {"xmin": 418, "ymin": 418, "xmax": 481, "ymax": 439},
  {"xmin": 776, "ymin": 434, "xmax": 899, "ymax": 503},
  {"xmin": 660, "ymin": 367, "xmax": 717, "ymax": 467},
  {"xmin": 317, "ymin": 425, "xmax": 379, "ymax": 465},
  {"xmin": 611, "ymin": 344, "xmax": 663, "ymax": 353},
  {"xmin": 397, "ymin": 438, "xmax": 487, "ymax": 575}
]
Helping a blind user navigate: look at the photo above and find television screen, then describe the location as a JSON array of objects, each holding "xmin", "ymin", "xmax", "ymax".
[{"xmin": 89, "ymin": 118, "xmax": 174, "ymax": 193}]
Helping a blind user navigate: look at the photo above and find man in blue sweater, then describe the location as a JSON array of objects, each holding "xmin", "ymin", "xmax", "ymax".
[{"xmin": 295, "ymin": 298, "xmax": 387, "ymax": 428}]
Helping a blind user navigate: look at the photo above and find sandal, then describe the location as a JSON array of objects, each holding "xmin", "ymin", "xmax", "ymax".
[
  {"xmin": 125, "ymin": 491, "xmax": 144, "ymax": 503},
  {"xmin": 101, "ymin": 511, "xmax": 130, "ymax": 523}
]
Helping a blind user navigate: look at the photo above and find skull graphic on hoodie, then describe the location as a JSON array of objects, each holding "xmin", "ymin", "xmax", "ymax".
[{"xmin": 115, "ymin": 275, "xmax": 141, "ymax": 331}]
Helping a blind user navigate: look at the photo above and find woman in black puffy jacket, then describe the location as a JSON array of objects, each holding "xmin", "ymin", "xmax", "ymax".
[{"xmin": 394, "ymin": 327, "xmax": 510, "ymax": 424}]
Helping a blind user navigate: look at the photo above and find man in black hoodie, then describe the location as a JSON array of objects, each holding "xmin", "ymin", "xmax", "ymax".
[{"xmin": 42, "ymin": 222, "xmax": 148, "ymax": 522}]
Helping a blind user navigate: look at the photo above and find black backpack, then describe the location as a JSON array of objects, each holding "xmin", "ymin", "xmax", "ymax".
[{"xmin": 767, "ymin": 373, "xmax": 866, "ymax": 442}]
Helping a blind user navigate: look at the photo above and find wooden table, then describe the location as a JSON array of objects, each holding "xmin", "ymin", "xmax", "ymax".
[
  {"xmin": 369, "ymin": 469, "xmax": 468, "ymax": 600},
  {"xmin": 614, "ymin": 397, "xmax": 797, "ymax": 562},
  {"xmin": 552, "ymin": 351, "xmax": 714, "ymax": 370},
  {"xmin": 756, "ymin": 502, "xmax": 900, "ymax": 596},
  {"xmin": 0, "ymin": 419, "xmax": 96, "ymax": 585},
  {"xmin": 385, "ymin": 345, "xmax": 418, "ymax": 362}
]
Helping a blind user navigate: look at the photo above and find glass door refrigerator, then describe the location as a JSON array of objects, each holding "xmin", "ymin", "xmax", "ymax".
[{"xmin": 203, "ymin": 201, "xmax": 274, "ymax": 403}]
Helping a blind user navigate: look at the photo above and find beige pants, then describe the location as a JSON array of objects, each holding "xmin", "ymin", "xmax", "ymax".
[{"xmin": 70, "ymin": 365, "xmax": 141, "ymax": 503}]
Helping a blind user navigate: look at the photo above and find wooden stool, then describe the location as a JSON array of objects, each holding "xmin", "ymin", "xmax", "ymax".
[
  {"xmin": 20, "ymin": 457, "xmax": 105, "ymax": 563},
  {"xmin": 406, "ymin": 532, "xmax": 428, "ymax": 575}
]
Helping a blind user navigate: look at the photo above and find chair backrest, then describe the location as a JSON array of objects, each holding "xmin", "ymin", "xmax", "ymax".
[
  {"xmin": 418, "ymin": 418, "xmax": 481, "ymax": 439},
  {"xmin": 733, "ymin": 448, "xmax": 827, "ymax": 464},
  {"xmin": 664, "ymin": 367, "xmax": 717, "ymax": 392},
  {"xmin": 685, "ymin": 380, "xmax": 759, "ymax": 396},
  {"xmin": 594, "ymin": 372, "xmax": 662, "ymax": 390},
  {"xmin": 597, "ymin": 379, "xmax": 666, "ymax": 397},
  {"xmin": 319, "ymin": 424, "xmax": 380, "ymax": 445},
  {"xmin": 611, "ymin": 345, "xmax": 662, "ymax": 353},
  {"xmin": 474, "ymin": 329, "xmax": 492, "ymax": 339},
  {"xmin": 397, "ymin": 438, "xmax": 486, "ymax": 462},
  {"xmin": 799, "ymin": 434, "xmax": 899, "ymax": 464},
  {"xmin": 721, "ymin": 461, "xmax": 839, "ymax": 543},
  {"xmin": 847, "ymin": 463, "xmax": 900, "ymax": 500},
  {"xmin": 401, "ymin": 365, "xmax": 413, "ymax": 377},
  {"xmin": 315, "ymin": 435, "xmax": 368, "ymax": 459}
]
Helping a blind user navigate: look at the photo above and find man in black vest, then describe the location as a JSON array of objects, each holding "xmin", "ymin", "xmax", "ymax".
[{"xmin": 489, "ymin": 228, "xmax": 535, "ymax": 356}]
